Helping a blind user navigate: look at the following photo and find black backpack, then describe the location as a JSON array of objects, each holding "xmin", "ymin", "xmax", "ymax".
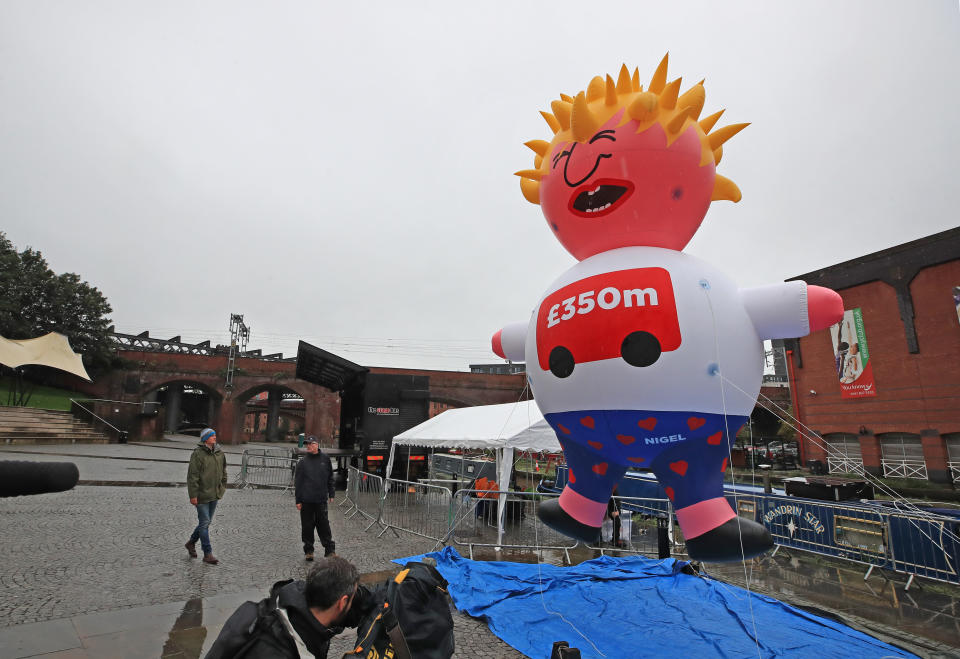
[
  {"xmin": 343, "ymin": 561, "xmax": 455, "ymax": 659},
  {"xmin": 205, "ymin": 580, "xmax": 305, "ymax": 659}
]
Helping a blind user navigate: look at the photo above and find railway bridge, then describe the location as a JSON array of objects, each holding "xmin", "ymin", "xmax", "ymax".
[{"xmin": 77, "ymin": 333, "xmax": 528, "ymax": 444}]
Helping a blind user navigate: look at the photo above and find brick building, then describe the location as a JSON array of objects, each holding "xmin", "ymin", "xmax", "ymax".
[{"xmin": 783, "ymin": 227, "xmax": 960, "ymax": 484}]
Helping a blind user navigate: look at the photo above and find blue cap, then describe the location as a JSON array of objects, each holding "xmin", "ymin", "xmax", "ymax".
[{"xmin": 200, "ymin": 428, "xmax": 217, "ymax": 442}]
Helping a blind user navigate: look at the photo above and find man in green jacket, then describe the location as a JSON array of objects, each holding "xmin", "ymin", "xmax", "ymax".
[{"xmin": 185, "ymin": 427, "xmax": 227, "ymax": 564}]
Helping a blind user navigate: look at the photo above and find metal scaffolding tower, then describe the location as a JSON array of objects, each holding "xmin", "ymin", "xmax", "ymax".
[{"xmin": 225, "ymin": 314, "xmax": 250, "ymax": 395}]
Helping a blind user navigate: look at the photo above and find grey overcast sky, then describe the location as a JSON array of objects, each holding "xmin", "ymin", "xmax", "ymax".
[{"xmin": 2, "ymin": 1, "xmax": 958, "ymax": 371}]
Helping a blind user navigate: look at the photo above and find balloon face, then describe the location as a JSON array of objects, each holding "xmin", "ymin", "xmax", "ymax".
[{"xmin": 540, "ymin": 112, "xmax": 716, "ymax": 260}]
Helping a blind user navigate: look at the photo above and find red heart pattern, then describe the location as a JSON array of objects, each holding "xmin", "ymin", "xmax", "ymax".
[
  {"xmin": 687, "ymin": 417, "xmax": 706, "ymax": 430},
  {"xmin": 587, "ymin": 440, "xmax": 603, "ymax": 450},
  {"xmin": 580, "ymin": 416, "xmax": 595, "ymax": 429},
  {"xmin": 669, "ymin": 460, "xmax": 688, "ymax": 477},
  {"xmin": 592, "ymin": 462, "xmax": 608, "ymax": 476},
  {"xmin": 707, "ymin": 431, "xmax": 723, "ymax": 445},
  {"xmin": 616, "ymin": 434, "xmax": 636, "ymax": 445},
  {"xmin": 637, "ymin": 417, "xmax": 657, "ymax": 431}
]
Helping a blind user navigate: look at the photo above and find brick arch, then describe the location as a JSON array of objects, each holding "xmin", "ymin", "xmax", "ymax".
[
  {"xmin": 228, "ymin": 382, "xmax": 314, "ymax": 444},
  {"xmin": 144, "ymin": 378, "xmax": 224, "ymax": 402},
  {"xmin": 242, "ymin": 407, "xmax": 306, "ymax": 441},
  {"xmin": 87, "ymin": 351, "xmax": 526, "ymax": 444}
]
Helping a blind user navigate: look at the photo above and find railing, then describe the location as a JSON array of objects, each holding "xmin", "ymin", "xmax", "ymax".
[
  {"xmin": 744, "ymin": 493, "xmax": 957, "ymax": 583},
  {"xmin": 69, "ymin": 399, "xmax": 126, "ymax": 443},
  {"xmin": 243, "ymin": 447, "xmax": 298, "ymax": 459},
  {"xmin": 332, "ymin": 472, "xmax": 960, "ymax": 588},
  {"xmin": 417, "ymin": 477, "xmax": 474, "ymax": 494},
  {"xmin": 346, "ymin": 467, "xmax": 384, "ymax": 526},
  {"xmin": 759, "ymin": 494, "xmax": 960, "ymax": 587},
  {"xmin": 584, "ymin": 496, "xmax": 679, "ymax": 557},
  {"xmin": 827, "ymin": 456, "xmax": 864, "ymax": 475},
  {"xmin": 949, "ymin": 461, "xmax": 960, "ymax": 485},
  {"xmin": 883, "ymin": 501, "xmax": 960, "ymax": 587},
  {"xmin": 882, "ymin": 459, "xmax": 928, "ymax": 480},
  {"xmin": 376, "ymin": 479, "xmax": 452, "ymax": 541},
  {"xmin": 236, "ymin": 451, "xmax": 298, "ymax": 490},
  {"xmin": 445, "ymin": 489, "xmax": 579, "ymax": 560},
  {"xmin": 338, "ymin": 467, "xmax": 357, "ymax": 512}
]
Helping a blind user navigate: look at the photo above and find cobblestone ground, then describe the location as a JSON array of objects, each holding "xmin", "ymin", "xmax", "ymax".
[{"xmin": 0, "ymin": 485, "xmax": 525, "ymax": 657}]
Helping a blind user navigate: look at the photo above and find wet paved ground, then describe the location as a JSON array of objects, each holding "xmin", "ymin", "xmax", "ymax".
[
  {"xmin": 1, "ymin": 438, "xmax": 958, "ymax": 658},
  {"xmin": 0, "ymin": 438, "xmax": 524, "ymax": 658}
]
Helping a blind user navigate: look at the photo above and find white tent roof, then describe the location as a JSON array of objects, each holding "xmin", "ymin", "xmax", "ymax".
[
  {"xmin": 0, "ymin": 332, "xmax": 91, "ymax": 381},
  {"xmin": 393, "ymin": 400, "xmax": 561, "ymax": 453}
]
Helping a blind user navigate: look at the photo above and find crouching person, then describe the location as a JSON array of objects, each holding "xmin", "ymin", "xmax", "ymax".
[{"xmin": 206, "ymin": 556, "xmax": 372, "ymax": 658}]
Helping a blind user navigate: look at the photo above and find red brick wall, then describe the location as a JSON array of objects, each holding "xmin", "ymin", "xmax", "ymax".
[
  {"xmin": 792, "ymin": 259, "xmax": 960, "ymax": 478},
  {"xmin": 77, "ymin": 354, "xmax": 527, "ymax": 443}
]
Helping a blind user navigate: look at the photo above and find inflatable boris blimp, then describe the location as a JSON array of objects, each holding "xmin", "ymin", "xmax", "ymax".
[{"xmin": 492, "ymin": 55, "xmax": 844, "ymax": 562}]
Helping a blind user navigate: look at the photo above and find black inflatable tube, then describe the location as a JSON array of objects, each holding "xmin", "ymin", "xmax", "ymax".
[{"xmin": 0, "ymin": 460, "xmax": 80, "ymax": 497}]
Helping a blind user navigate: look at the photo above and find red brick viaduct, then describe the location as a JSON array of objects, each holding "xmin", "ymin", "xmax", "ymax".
[{"xmin": 82, "ymin": 351, "xmax": 530, "ymax": 444}]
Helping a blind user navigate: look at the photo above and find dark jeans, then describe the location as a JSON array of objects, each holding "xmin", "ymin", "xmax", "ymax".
[
  {"xmin": 300, "ymin": 502, "xmax": 334, "ymax": 555},
  {"xmin": 189, "ymin": 500, "xmax": 218, "ymax": 554}
]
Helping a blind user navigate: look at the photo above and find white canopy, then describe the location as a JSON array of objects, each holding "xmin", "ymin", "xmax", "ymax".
[
  {"xmin": 388, "ymin": 399, "xmax": 561, "ymax": 549},
  {"xmin": 392, "ymin": 399, "xmax": 561, "ymax": 453},
  {"xmin": 0, "ymin": 332, "xmax": 91, "ymax": 381}
]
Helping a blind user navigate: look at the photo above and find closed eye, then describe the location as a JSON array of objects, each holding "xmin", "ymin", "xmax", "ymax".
[
  {"xmin": 552, "ymin": 150, "xmax": 570, "ymax": 167},
  {"xmin": 589, "ymin": 130, "xmax": 616, "ymax": 144}
]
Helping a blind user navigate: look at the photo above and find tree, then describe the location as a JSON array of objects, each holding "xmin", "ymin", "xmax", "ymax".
[{"xmin": 0, "ymin": 232, "xmax": 114, "ymax": 371}]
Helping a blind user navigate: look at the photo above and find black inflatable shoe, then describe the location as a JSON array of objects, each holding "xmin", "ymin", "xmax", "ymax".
[
  {"xmin": 684, "ymin": 517, "xmax": 774, "ymax": 562},
  {"xmin": 538, "ymin": 498, "xmax": 601, "ymax": 543}
]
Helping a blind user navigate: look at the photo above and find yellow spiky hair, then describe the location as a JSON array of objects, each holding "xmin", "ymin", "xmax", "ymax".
[{"xmin": 516, "ymin": 54, "xmax": 747, "ymax": 206}]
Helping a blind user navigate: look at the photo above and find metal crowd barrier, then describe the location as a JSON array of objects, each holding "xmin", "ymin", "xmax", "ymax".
[
  {"xmin": 346, "ymin": 468, "xmax": 385, "ymax": 527},
  {"xmin": 243, "ymin": 447, "xmax": 298, "ymax": 458},
  {"xmin": 584, "ymin": 496, "xmax": 681, "ymax": 557},
  {"xmin": 756, "ymin": 494, "xmax": 960, "ymax": 588},
  {"xmin": 446, "ymin": 489, "xmax": 578, "ymax": 561},
  {"xmin": 339, "ymin": 466, "xmax": 358, "ymax": 512},
  {"xmin": 417, "ymin": 477, "xmax": 473, "ymax": 495},
  {"xmin": 340, "ymin": 465, "xmax": 960, "ymax": 589},
  {"xmin": 236, "ymin": 452, "xmax": 298, "ymax": 491},
  {"xmin": 886, "ymin": 506, "xmax": 960, "ymax": 587},
  {"xmin": 377, "ymin": 478, "xmax": 453, "ymax": 541}
]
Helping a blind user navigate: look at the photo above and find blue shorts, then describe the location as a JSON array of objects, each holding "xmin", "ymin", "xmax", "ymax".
[{"xmin": 545, "ymin": 409, "xmax": 747, "ymax": 509}]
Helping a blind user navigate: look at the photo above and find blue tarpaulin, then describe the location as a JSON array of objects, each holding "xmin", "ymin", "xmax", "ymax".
[{"xmin": 395, "ymin": 547, "xmax": 915, "ymax": 659}]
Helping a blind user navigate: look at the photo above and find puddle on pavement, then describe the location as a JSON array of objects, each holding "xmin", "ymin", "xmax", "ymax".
[
  {"xmin": 152, "ymin": 570, "xmax": 399, "ymax": 658},
  {"xmin": 704, "ymin": 553, "xmax": 960, "ymax": 647},
  {"xmin": 70, "ymin": 552, "xmax": 953, "ymax": 657}
]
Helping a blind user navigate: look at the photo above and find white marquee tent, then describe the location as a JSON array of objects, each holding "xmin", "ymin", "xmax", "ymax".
[{"xmin": 386, "ymin": 399, "xmax": 562, "ymax": 546}]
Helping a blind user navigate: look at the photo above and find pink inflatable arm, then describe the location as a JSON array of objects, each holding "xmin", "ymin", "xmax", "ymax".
[
  {"xmin": 491, "ymin": 322, "xmax": 527, "ymax": 361},
  {"xmin": 806, "ymin": 285, "xmax": 844, "ymax": 332}
]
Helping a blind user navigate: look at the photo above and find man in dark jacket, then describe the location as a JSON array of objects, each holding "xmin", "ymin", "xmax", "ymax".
[
  {"xmin": 295, "ymin": 436, "xmax": 336, "ymax": 560},
  {"xmin": 186, "ymin": 428, "xmax": 228, "ymax": 564},
  {"xmin": 205, "ymin": 555, "xmax": 373, "ymax": 659}
]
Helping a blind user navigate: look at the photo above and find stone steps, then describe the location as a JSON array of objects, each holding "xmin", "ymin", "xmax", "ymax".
[{"xmin": 0, "ymin": 407, "xmax": 113, "ymax": 444}]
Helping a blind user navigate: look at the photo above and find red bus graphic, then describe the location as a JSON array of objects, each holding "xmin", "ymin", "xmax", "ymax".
[{"xmin": 535, "ymin": 267, "xmax": 681, "ymax": 377}]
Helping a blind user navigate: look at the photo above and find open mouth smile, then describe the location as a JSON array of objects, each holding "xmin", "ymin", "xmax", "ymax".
[{"xmin": 569, "ymin": 179, "xmax": 634, "ymax": 218}]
